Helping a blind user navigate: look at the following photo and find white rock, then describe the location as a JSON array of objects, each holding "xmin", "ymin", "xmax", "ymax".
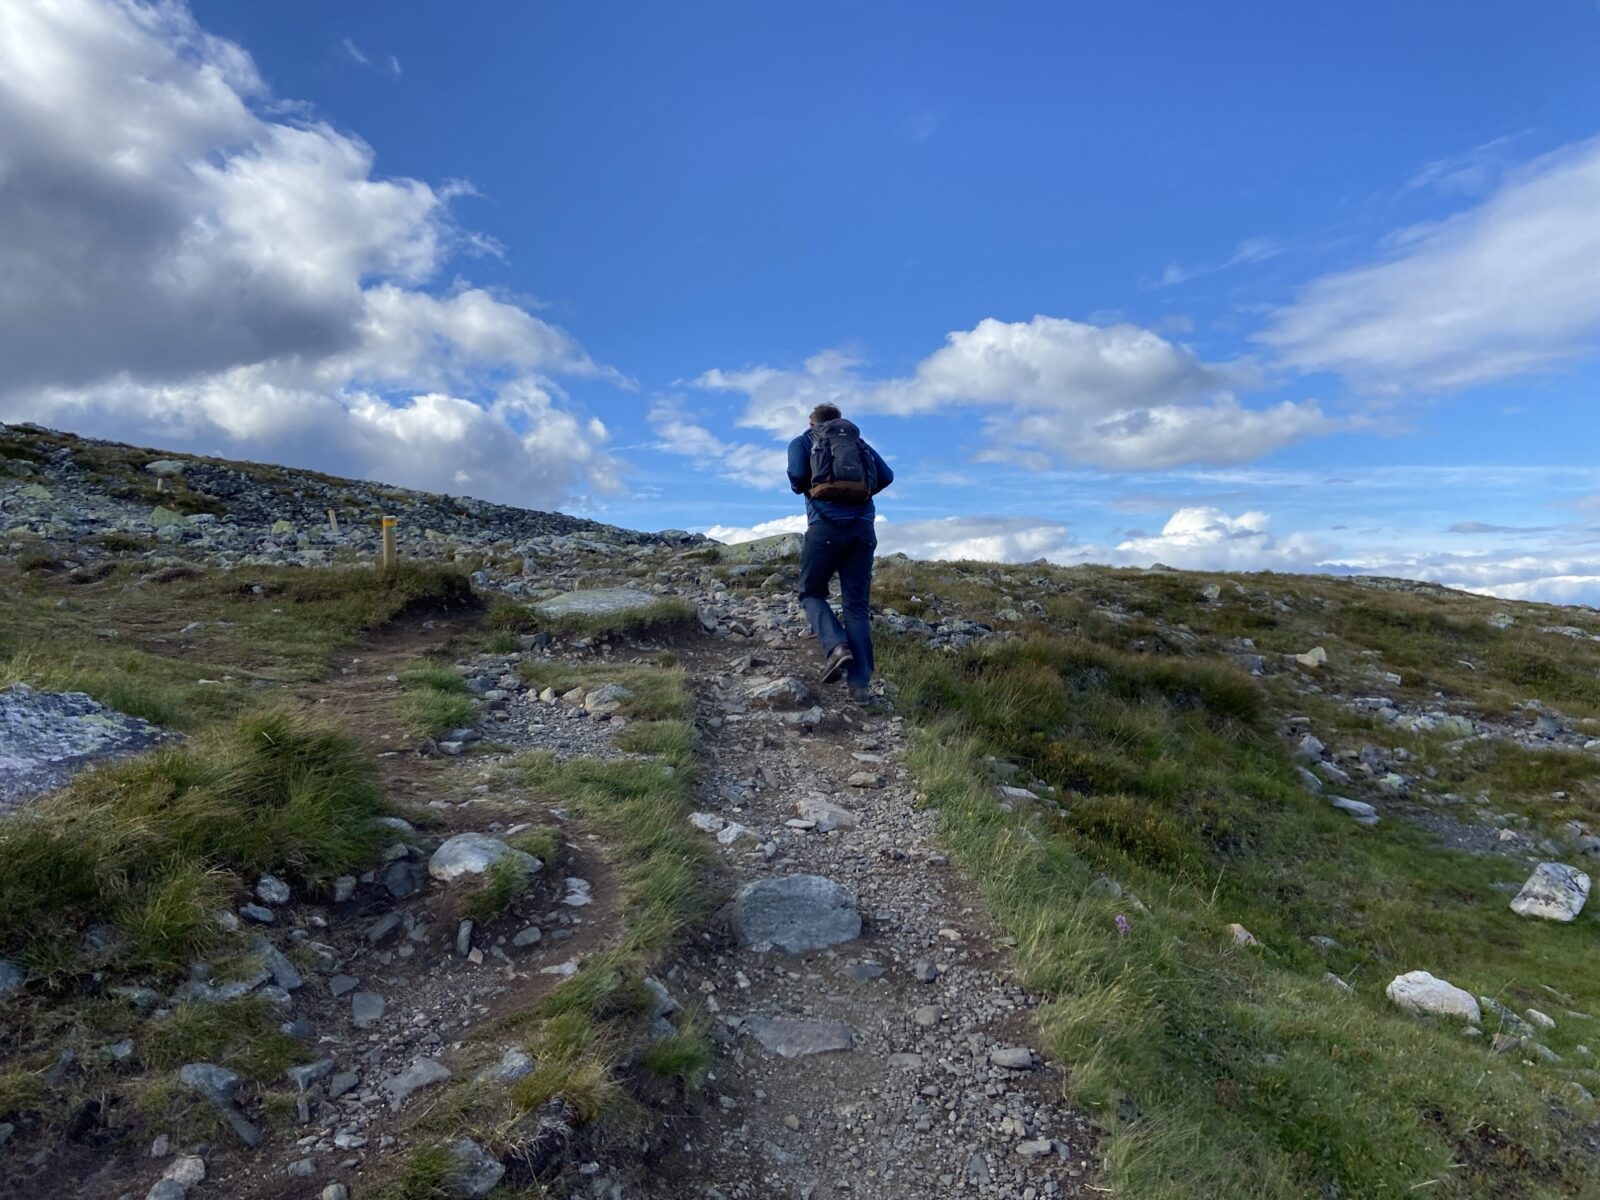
[
  {"xmin": 795, "ymin": 797, "xmax": 859, "ymax": 832},
  {"xmin": 427, "ymin": 833, "xmax": 540, "ymax": 883},
  {"xmin": 1509, "ymin": 862, "xmax": 1590, "ymax": 922},
  {"xmin": 1295, "ymin": 646, "xmax": 1328, "ymax": 668},
  {"xmin": 1386, "ymin": 971, "xmax": 1481, "ymax": 1023}
]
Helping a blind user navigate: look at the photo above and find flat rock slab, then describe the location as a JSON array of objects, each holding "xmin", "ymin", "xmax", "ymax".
[
  {"xmin": 0, "ymin": 683, "xmax": 174, "ymax": 808},
  {"xmin": 534, "ymin": 588, "xmax": 659, "ymax": 617},
  {"xmin": 747, "ymin": 677, "xmax": 820, "ymax": 711},
  {"xmin": 428, "ymin": 833, "xmax": 541, "ymax": 883},
  {"xmin": 744, "ymin": 1015, "xmax": 855, "ymax": 1058},
  {"xmin": 1510, "ymin": 862, "xmax": 1590, "ymax": 922},
  {"xmin": 734, "ymin": 874, "xmax": 860, "ymax": 952}
]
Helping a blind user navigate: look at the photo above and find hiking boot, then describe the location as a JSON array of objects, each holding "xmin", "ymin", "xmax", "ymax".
[{"xmin": 821, "ymin": 644, "xmax": 854, "ymax": 685}]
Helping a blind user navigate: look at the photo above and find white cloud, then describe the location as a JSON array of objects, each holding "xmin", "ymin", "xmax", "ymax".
[
  {"xmin": 341, "ymin": 37, "xmax": 369, "ymax": 66},
  {"xmin": 1114, "ymin": 507, "xmax": 1330, "ymax": 570},
  {"xmin": 0, "ymin": 0, "xmax": 618, "ymax": 506},
  {"xmin": 1259, "ymin": 137, "xmax": 1600, "ymax": 389},
  {"xmin": 648, "ymin": 399, "xmax": 788, "ymax": 489},
  {"xmin": 702, "ymin": 513, "xmax": 1079, "ymax": 564},
  {"xmin": 697, "ymin": 316, "xmax": 1329, "ymax": 472}
]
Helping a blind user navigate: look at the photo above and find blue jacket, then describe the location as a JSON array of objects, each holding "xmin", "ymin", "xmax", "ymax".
[{"xmin": 787, "ymin": 428, "xmax": 894, "ymax": 525}]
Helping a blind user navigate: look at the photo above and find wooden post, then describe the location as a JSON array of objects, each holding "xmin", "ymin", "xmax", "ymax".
[
  {"xmin": 327, "ymin": 508, "xmax": 339, "ymax": 533},
  {"xmin": 380, "ymin": 515, "xmax": 397, "ymax": 572}
]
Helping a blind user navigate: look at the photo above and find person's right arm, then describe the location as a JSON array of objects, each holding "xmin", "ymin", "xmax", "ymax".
[{"xmin": 787, "ymin": 434, "xmax": 811, "ymax": 494}]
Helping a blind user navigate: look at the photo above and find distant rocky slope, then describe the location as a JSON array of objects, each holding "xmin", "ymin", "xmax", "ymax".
[{"xmin": 0, "ymin": 422, "xmax": 694, "ymax": 568}]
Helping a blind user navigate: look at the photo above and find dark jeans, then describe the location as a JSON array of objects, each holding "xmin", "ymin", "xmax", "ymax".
[{"xmin": 798, "ymin": 518, "xmax": 876, "ymax": 689}]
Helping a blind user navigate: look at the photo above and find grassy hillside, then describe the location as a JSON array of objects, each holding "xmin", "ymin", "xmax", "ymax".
[{"xmin": 874, "ymin": 559, "xmax": 1600, "ymax": 1199}]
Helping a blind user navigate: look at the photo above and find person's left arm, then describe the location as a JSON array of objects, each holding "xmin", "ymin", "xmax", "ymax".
[{"xmin": 868, "ymin": 444, "xmax": 894, "ymax": 494}]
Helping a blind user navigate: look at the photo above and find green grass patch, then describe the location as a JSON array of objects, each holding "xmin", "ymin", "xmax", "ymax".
[
  {"xmin": 459, "ymin": 855, "xmax": 533, "ymax": 924},
  {"xmin": 0, "ymin": 708, "xmax": 388, "ymax": 986},
  {"xmin": 883, "ymin": 631, "xmax": 1600, "ymax": 1200},
  {"xmin": 642, "ymin": 1031, "xmax": 713, "ymax": 1084},
  {"xmin": 143, "ymin": 997, "xmax": 304, "ymax": 1081},
  {"xmin": 397, "ymin": 660, "xmax": 477, "ymax": 737},
  {"xmin": 0, "ymin": 560, "xmax": 477, "ymax": 730}
]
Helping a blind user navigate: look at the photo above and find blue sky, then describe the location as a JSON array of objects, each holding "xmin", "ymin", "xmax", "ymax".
[{"xmin": 4, "ymin": 2, "xmax": 1600, "ymax": 600}]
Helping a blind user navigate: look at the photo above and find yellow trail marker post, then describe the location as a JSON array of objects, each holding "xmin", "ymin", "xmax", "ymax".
[
  {"xmin": 327, "ymin": 508, "xmax": 339, "ymax": 533},
  {"xmin": 380, "ymin": 515, "xmax": 397, "ymax": 572}
]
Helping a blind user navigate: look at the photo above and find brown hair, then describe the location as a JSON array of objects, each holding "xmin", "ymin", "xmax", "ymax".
[{"xmin": 810, "ymin": 403, "xmax": 842, "ymax": 425}]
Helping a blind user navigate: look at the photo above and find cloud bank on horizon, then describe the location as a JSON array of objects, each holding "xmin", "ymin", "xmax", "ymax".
[{"xmin": 3, "ymin": 1, "xmax": 1600, "ymax": 603}]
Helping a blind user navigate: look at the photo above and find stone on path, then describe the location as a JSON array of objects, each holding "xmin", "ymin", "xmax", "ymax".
[
  {"xmin": 747, "ymin": 676, "xmax": 819, "ymax": 711},
  {"xmin": 350, "ymin": 992, "xmax": 385, "ymax": 1029},
  {"xmin": 989, "ymin": 1046, "xmax": 1036, "ymax": 1070},
  {"xmin": 534, "ymin": 587, "xmax": 659, "ymax": 618},
  {"xmin": 743, "ymin": 1015, "xmax": 855, "ymax": 1058},
  {"xmin": 0, "ymin": 957, "xmax": 24, "ymax": 998},
  {"xmin": 1385, "ymin": 971, "xmax": 1481, "ymax": 1023},
  {"xmin": 734, "ymin": 875, "xmax": 861, "ymax": 952},
  {"xmin": 428, "ymin": 833, "xmax": 541, "ymax": 883},
  {"xmin": 380, "ymin": 1057, "xmax": 452, "ymax": 1111},
  {"xmin": 795, "ymin": 797, "xmax": 859, "ymax": 832},
  {"xmin": 1510, "ymin": 862, "xmax": 1590, "ymax": 922}
]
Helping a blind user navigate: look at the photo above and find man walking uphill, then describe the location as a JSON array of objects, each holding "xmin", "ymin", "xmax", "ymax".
[{"xmin": 787, "ymin": 404, "xmax": 894, "ymax": 703}]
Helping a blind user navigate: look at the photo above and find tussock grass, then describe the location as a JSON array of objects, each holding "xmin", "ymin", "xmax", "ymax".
[
  {"xmin": 642, "ymin": 1031, "xmax": 713, "ymax": 1084},
  {"xmin": 397, "ymin": 660, "xmax": 477, "ymax": 737},
  {"xmin": 0, "ymin": 708, "xmax": 387, "ymax": 986},
  {"xmin": 883, "ymin": 631, "xmax": 1600, "ymax": 1200},
  {"xmin": 459, "ymin": 855, "xmax": 533, "ymax": 924},
  {"xmin": 143, "ymin": 997, "xmax": 302, "ymax": 1081}
]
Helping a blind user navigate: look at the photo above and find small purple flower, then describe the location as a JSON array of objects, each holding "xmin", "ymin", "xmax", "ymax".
[{"xmin": 1114, "ymin": 913, "xmax": 1130, "ymax": 937}]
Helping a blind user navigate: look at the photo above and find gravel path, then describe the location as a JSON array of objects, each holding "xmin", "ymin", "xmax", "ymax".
[{"xmin": 639, "ymin": 617, "xmax": 1097, "ymax": 1200}]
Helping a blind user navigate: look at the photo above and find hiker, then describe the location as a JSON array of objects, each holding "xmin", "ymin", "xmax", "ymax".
[{"xmin": 787, "ymin": 403, "xmax": 894, "ymax": 702}]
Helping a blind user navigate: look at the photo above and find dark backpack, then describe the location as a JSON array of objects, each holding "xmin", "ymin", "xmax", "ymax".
[{"xmin": 807, "ymin": 418, "xmax": 877, "ymax": 504}]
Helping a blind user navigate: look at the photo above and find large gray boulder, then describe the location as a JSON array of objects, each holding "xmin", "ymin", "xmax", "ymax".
[
  {"xmin": 1385, "ymin": 971, "xmax": 1480, "ymax": 1023},
  {"xmin": 535, "ymin": 588, "xmax": 658, "ymax": 619},
  {"xmin": 1510, "ymin": 862, "xmax": 1590, "ymax": 922},
  {"xmin": 734, "ymin": 875, "xmax": 860, "ymax": 952},
  {"xmin": 449, "ymin": 1138, "xmax": 506, "ymax": 1196},
  {"xmin": 428, "ymin": 833, "xmax": 541, "ymax": 883}
]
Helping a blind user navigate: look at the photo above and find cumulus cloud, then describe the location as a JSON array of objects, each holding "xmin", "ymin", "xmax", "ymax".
[
  {"xmin": 703, "ymin": 513, "xmax": 1079, "ymax": 564},
  {"xmin": 648, "ymin": 399, "xmax": 788, "ymax": 490},
  {"xmin": 0, "ymin": 0, "xmax": 619, "ymax": 506},
  {"xmin": 1259, "ymin": 137, "xmax": 1600, "ymax": 390},
  {"xmin": 697, "ymin": 316, "xmax": 1329, "ymax": 471},
  {"xmin": 1114, "ymin": 507, "xmax": 1330, "ymax": 570}
]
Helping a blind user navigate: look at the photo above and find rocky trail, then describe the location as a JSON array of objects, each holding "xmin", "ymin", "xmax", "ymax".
[
  {"xmin": 642, "ymin": 634, "xmax": 1097, "ymax": 1200},
  {"xmin": 64, "ymin": 594, "xmax": 1094, "ymax": 1200}
]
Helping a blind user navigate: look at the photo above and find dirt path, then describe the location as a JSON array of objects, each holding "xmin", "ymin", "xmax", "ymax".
[
  {"xmin": 639, "ymin": 630, "xmax": 1098, "ymax": 1200},
  {"xmin": 100, "ymin": 618, "xmax": 633, "ymax": 1200}
]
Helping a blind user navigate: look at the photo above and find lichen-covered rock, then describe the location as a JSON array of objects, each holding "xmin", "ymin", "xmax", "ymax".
[
  {"xmin": 0, "ymin": 683, "xmax": 175, "ymax": 809},
  {"xmin": 1510, "ymin": 862, "xmax": 1590, "ymax": 922}
]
